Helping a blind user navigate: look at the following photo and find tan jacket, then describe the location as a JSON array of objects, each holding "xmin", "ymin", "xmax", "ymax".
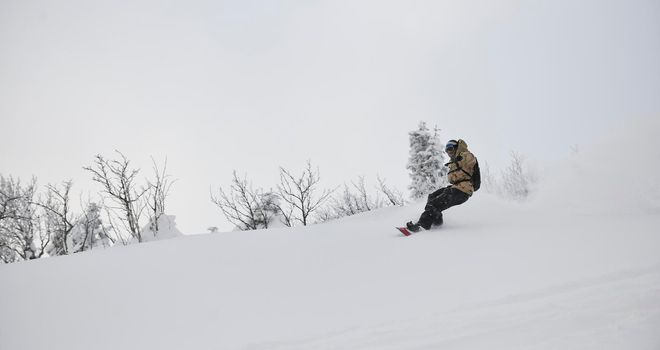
[{"xmin": 447, "ymin": 139, "xmax": 477, "ymax": 196}]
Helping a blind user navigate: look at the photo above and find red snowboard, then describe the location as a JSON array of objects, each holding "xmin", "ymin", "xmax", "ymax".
[{"xmin": 396, "ymin": 227, "xmax": 412, "ymax": 236}]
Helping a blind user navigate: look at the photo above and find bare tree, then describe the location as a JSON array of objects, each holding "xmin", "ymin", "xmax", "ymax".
[
  {"xmin": 37, "ymin": 181, "xmax": 76, "ymax": 256},
  {"xmin": 211, "ymin": 171, "xmax": 278, "ymax": 230},
  {"xmin": 145, "ymin": 157, "xmax": 175, "ymax": 235},
  {"xmin": 83, "ymin": 151, "xmax": 147, "ymax": 243},
  {"xmin": 277, "ymin": 161, "xmax": 334, "ymax": 226}
]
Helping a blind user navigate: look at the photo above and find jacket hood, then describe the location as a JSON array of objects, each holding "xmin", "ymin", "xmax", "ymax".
[{"xmin": 456, "ymin": 139, "xmax": 469, "ymax": 154}]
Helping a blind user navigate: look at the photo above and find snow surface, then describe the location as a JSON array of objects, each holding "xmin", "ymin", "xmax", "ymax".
[{"xmin": 1, "ymin": 119, "xmax": 660, "ymax": 350}]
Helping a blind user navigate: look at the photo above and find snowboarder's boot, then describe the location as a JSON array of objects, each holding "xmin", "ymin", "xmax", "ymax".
[
  {"xmin": 406, "ymin": 221, "xmax": 422, "ymax": 233},
  {"xmin": 432, "ymin": 211, "xmax": 444, "ymax": 227}
]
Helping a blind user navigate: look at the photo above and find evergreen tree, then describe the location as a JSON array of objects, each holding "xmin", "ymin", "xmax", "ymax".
[{"xmin": 407, "ymin": 122, "xmax": 448, "ymax": 200}]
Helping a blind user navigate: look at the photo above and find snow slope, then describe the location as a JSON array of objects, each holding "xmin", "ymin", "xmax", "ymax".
[{"xmin": 1, "ymin": 120, "xmax": 660, "ymax": 350}]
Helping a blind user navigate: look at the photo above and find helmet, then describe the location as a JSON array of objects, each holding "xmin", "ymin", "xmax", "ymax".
[{"xmin": 445, "ymin": 140, "xmax": 458, "ymax": 152}]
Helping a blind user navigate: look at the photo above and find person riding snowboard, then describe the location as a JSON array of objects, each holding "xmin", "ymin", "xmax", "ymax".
[{"xmin": 406, "ymin": 139, "xmax": 478, "ymax": 232}]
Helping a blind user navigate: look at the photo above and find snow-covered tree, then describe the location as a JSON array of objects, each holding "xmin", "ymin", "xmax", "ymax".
[
  {"xmin": 68, "ymin": 202, "xmax": 111, "ymax": 252},
  {"xmin": 407, "ymin": 122, "xmax": 448, "ymax": 200},
  {"xmin": 139, "ymin": 214, "xmax": 183, "ymax": 242},
  {"xmin": 0, "ymin": 176, "xmax": 50, "ymax": 262}
]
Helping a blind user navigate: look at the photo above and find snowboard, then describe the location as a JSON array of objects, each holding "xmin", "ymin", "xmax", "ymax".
[{"xmin": 396, "ymin": 227, "xmax": 413, "ymax": 236}]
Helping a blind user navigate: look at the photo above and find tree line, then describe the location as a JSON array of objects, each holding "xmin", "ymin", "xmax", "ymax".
[
  {"xmin": 210, "ymin": 160, "xmax": 406, "ymax": 231},
  {"xmin": 0, "ymin": 151, "xmax": 173, "ymax": 263},
  {"xmin": 2, "ymin": 122, "xmax": 537, "ymax": 264},
  {"xmin": 1, "ymin": 152, "xmax": 405, "ymax": 263}
]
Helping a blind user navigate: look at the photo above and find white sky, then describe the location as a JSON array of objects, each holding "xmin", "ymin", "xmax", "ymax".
[{"xmin": 1, "ymin": 0, "xmax": 659, "ymax": 233}]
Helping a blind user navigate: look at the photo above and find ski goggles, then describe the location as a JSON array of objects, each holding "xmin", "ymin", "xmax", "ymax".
[{"xmin": 445, "ymin": 142, "xmax": 458, "ymax": 151}]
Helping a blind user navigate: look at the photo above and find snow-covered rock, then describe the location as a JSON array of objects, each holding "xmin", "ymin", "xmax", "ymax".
[{"xmin": 139, "ymin": 214, "xmax": 184, "ymax": 242}]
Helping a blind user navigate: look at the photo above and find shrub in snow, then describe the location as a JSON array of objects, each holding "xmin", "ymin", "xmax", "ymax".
[
  {"xmin": 320, "ymin": 178, "xmax": 379, "ymax": 221},
  {"xmin": 319, "ymin": 176, "xmax": 405, "ymax": 222}
]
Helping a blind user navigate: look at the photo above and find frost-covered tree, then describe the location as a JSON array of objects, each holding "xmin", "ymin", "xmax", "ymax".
[
  {"xmin": 0, "ymin": 176, "xmax": 50, "ymax": 262},
  {"xmin": 318, "ymin": 176, "xmax": 406, "ymax": 222},
  {"xmin": 68, "ymin": 202, "xmax": 111, "ymax": 252},
  {"xmin": 211, "ymin": 172, "xmax": 281, "ymax": 230},
  {"xmin": 407, "ymin": 122, "xmax": 448, "ymax": 200}
]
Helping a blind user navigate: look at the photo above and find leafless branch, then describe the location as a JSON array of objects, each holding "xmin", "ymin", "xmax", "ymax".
[
  {"xmin": 83, "ymin": 151, "xmax": 147, "ymax": 242},
  {"xmin": 211, "ymin": 171, "xmax": 276, "ymax": 230},
  {"xmin": 145, "ymin": 157, "xmax": 176, "ymax": 234},
  {"xmin": 277, "ymin": 161, "xmax": 334, "ymax": 226},
  {"xmin": 377, "ymin": 175, "xmax": 406, "ymax": 207}
]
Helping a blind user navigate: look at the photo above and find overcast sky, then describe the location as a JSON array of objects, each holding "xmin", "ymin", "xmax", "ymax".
[{"xmin": 2, "ymin": 0, "xmax": 659, "ymax": 233}]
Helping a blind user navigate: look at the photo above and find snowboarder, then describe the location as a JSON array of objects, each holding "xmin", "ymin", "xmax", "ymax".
[{"xmin": 405, "ymin": 139, "xmax": 478, "ymax": 232}]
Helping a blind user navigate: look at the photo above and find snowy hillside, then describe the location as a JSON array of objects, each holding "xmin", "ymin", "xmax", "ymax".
[{"xmin": 1, "ymin": 120, "xmax": 660, "ymax": 350}]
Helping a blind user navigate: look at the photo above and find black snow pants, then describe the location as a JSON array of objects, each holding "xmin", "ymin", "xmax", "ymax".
[{"xmin": 417, "ymin": 186, "xmax": 470, "ymax": 229}]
